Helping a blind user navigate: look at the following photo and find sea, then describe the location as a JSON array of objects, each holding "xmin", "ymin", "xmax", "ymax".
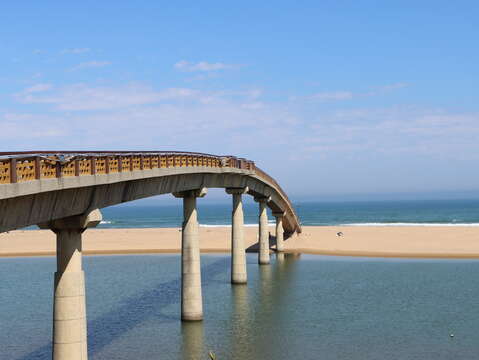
[
  {"xmin": 95, "ymin": 199, "xmax": 479, "ymax": 228},
  {"xmin": 3, "ymin": 199, "xmax": 479, "ymax": 359}
]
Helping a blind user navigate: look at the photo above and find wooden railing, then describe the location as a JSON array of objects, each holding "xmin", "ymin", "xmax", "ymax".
[{"xmin": 0, "ymin": 152, "xmax": 255, "ymax": 185}]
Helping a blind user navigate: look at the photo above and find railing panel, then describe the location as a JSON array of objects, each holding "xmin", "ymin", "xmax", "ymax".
[
  {"xmin": 143, "ymin": 156, "xmax": 151, "ymax": 169},
  {"xmin": 109, "ymin": 157, "xmax": 119, "ymax": 173},
  {"xmin": 79, "ymin": 158, "xmax": 91, "ymax": 175},
  {"xmin": 132, "ymin": 156, "xmax": 141, "ymax": 170},
  {"xmin": 160, "ymin": 156, "xmax": 167, "ymax": 168},
  {"xmin": 0, "ymin": 159, "xmax": 11, "ymax": 184},
  {"xmin": 151, "ymin": 156, "xmax": 159, "ymax": 169},
  {"xmin": 16, "ymin": 159, "xmax": 36, "ymax": 182},
  {"xmin": 61, "ymin": 161, "xmax": 76, "ymax": 177},
  {"xmin": 174, "ymin": 156, "xmax": 181, "ymax": 167},
  {"xmin": 95, "ymin": 158, "xmax": 107, "ymax": 174},
  {"xmin": 40, "ymin": 159, "xmax": 57, "ymax": 178},
  {"xmin": 121, "ymin": 156, "xmax": 130, "ymax": 172}
]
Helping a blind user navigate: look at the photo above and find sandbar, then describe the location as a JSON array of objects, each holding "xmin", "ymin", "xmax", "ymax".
[{"xmin": 1, "ymin": 226, "xmax": 479, "ymax": 259}]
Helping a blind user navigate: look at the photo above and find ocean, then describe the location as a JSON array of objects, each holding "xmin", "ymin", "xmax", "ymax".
[
  {"xmin": 2, "ymin": 254, "xmax": 479, "ymax": 359},
  {"xmin": 96, "ymin": 199, "xmax": 479, "ymax": 229}
]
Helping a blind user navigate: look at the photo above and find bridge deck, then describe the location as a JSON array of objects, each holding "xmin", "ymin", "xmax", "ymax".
[{"xmin": 0, "ymin": 151, "xmax": 301, "ymax": 233}]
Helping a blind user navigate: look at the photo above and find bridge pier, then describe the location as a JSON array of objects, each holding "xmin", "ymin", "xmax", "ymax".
[
  {"xmin": 255, "ymin": 196, "xmax": 271, "ymax": 265},
  {"xmin": 273, "ymin": 212, "xmax": 285, "ymax": 252},
  {"xmin": 174, "ymin": 188, "xmax": 207, "ymax": 321},
  {"xmin": 226, "ymin": 187, "xmax": 248, "ymax": 284},
  {"xmin": 39, "ymin": 209, "xmax": 102, "ymax": 360}
]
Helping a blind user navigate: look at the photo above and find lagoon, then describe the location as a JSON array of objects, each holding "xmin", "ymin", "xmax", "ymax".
[{"xmin": 2, "ymin": 254, "xmax": 479, "ymax": 359}]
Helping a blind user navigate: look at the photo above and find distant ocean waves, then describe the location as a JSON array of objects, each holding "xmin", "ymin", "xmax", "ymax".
[
  {"xmin": 343, "ymin": 222, "xmax": 479, "ymax": 227},
  {"xmin": 99, "ymin": 220, "xmax": 276, "ymax": 228}
]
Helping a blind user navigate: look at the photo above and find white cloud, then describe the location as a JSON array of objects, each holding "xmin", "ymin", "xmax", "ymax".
[
  {"xmin": 70, "ymin": 61, "xmax": 111, "ymax": 71},
  {"xmin": 10, "ymin": 81, "xmax": 479, "ymax": 165},
  {"xmin": 302, "ymin": 107, "xmax": 479, "ymax": 159},
  {"xmin": 174, "ymin": 60, "xmax": 238, "ymax": 72},
  {"xmin": 309, "ymin": 83, "xmax": 409, "ymax": 102},
  {"xmin": 23, "ymin": 83, "xmax": 53, "ymax": 94},
  {"xmin": 16, "ymin": 83, "xmax": 223, "ymax": 110},
  {"xmin": 310, "ymin": 91, "xmax": 354, "ymax": 101},
  {"xmin": 0, "ymin": 113, "xmax": 66, "ymax": 140},
  {"xmin": 62, "ymin": 48, "xmax": 91, "ymax": 54}
]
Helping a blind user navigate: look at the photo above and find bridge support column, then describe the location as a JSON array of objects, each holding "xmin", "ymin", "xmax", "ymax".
[
  {"xmin": 39, "ymin": 209, "xmax": 102, "ymax": 360},
  {"xmin": 273, "ymin": 212, "xmax": 285, "ymax": 252},
  {"xmin": 255, "ymin": 196, "xmax": 271, "ymax": 265},
  {"xmin": 226, "ymin": 187, "xmax": 248, "ymax": 284},
  {"xmin": 174, "ymin": 188, "xmax": 207, "ymax": 321}
]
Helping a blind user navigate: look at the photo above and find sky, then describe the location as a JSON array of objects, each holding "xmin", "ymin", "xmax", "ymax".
[{"xmin": 1, "ymin": 1, "xmax": 478, "ymax": 200}]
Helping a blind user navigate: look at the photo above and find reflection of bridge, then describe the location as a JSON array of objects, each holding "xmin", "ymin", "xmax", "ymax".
[{"xmin": 0, "ymin": 151, "xmax": 301, "ymax": 360}]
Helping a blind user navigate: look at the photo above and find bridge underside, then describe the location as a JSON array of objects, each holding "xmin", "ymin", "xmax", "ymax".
[{"xmin": 0, "ymin": 172, "xmax": 297, "ymax": 233}]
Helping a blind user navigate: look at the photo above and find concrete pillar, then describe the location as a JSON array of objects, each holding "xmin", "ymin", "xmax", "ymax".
[
  {"xmin": 173, "ymin": 188, "xmax": 207, "ymax": 321},
  {"xmin": 226, "ymin": 187, "xmax": 249, "ymax": 284},
  {"xmin": 255, "ymin": 196, "xmax": 271, "ymax": 265},
  {"xmin": 39, "ymin": 209, "xmax": 102, "ymax": 360},
  {"xmin": 273, "ymin": 212, "xmax": 285, "ymax": 252}
]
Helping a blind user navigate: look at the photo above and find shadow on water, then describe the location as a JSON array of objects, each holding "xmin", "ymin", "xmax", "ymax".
[{"xmin": 17, "ymin": 256, "xmax": 229, "ymax": 360}]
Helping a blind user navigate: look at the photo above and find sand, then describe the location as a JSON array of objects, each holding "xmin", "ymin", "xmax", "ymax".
[{"xmin": 1, "ymin": 226, "xmax": 479, "ymax": 259}]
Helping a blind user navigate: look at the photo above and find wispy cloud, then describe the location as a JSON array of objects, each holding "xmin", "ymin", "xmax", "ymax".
[
  {"xmin": 309, "ymin": 83, "xmax": 409, "ymax": 102},
  {"xmin": 15, "ymin": 82, "xmax": 266, "ymax": 111},
  {"xmin": 16, "ymin": 83, "xmax": 207, "ymax": 110},
  {"xmin": 62, "ymin": 48, "xmax": 91, "ymax": 54},
  {"xmin": 70, "ymin": 61, "xmax": 111, "ymax": 71},
  {"xmin": 23, "ymin": 83, "xmax": 52, "ymax": 94},
  {"xmin": 310, "ymin": 91, "xmax": 354, "ymax": 101},
  {"xmin": 174, "ymin": 60, "xmax": 239, "ymax": 72}
]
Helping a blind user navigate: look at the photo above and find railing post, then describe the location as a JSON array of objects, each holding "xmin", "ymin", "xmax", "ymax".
[
  {"xmin": 10, "ymin": 158, "xmax": 17, "ymax": 183},
  {"xmin": 91, "ymin": 157, "xmax": 96, "ymax": 175},
  {"xmin": 105, "ymin": 157, "xmax": 110, "ymax": 174},
  {"xmin": 140, "ymin": 155, "xmax": 144, "ymax": 170},
  {"xmin": 74, "ymin": 159, "xmax": 80, "ymax": 177},
  {"xmin": 34, "ymin": 157, "xmax": 41, "ymax": 180},
  {"xmin": 129, "ymin": 155, "xmax": 134, "ymax": 171},
  {"xmin": 55, "ymin": 161, "xmax": 62, "ymax": 178},
  {"xmin": 118, "ymin": 156, "xmax": 123, "ymax": 173}
]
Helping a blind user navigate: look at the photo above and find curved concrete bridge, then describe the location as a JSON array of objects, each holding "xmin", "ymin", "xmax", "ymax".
[{"xmin": 0, "ymin": 151, "xmax": 301, "ymax": 360}]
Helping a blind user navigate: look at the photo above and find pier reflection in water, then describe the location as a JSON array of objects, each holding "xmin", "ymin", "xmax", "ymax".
[{"xmin": 178, "ymin": 253, "xmax": 301, "ymax": 360}]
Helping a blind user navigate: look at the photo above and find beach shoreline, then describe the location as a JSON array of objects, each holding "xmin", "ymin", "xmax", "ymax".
[{"xmin": 2, "ymin": 226, "xmax": 479, "ymax": 259}]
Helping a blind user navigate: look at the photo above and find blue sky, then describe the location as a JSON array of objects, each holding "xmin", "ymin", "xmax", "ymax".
[{"xmin": 1, "ymin": 1, "xmax": 478, "ymax": 199}]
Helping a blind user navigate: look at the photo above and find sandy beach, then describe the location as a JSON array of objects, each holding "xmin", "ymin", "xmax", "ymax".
[{"xmin": 1, "ymin": 226, "xmax": 479, "ymax": 258}]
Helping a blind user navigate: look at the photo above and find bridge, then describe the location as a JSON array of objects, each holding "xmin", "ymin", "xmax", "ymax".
[{"xmin": 0, "ymin": 151, "xmax": 301, "ymax": 360}]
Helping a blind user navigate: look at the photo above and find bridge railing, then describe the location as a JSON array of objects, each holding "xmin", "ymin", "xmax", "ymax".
[
  {"xmin": 0, "ymin": 152, "xmax": 256, "ymax": 185},
  {"xmin": 0, "ymin": 151, "xmax": 300, "ymax": 232}
]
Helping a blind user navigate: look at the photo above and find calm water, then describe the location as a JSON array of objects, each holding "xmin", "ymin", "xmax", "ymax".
[
  {"xmin": 2, "ymin": 254, "xmax": 479, "ymax": 359},
  {"xmin": 93, "ymin": 199, "xmax": 479, "ymax": 229}
]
